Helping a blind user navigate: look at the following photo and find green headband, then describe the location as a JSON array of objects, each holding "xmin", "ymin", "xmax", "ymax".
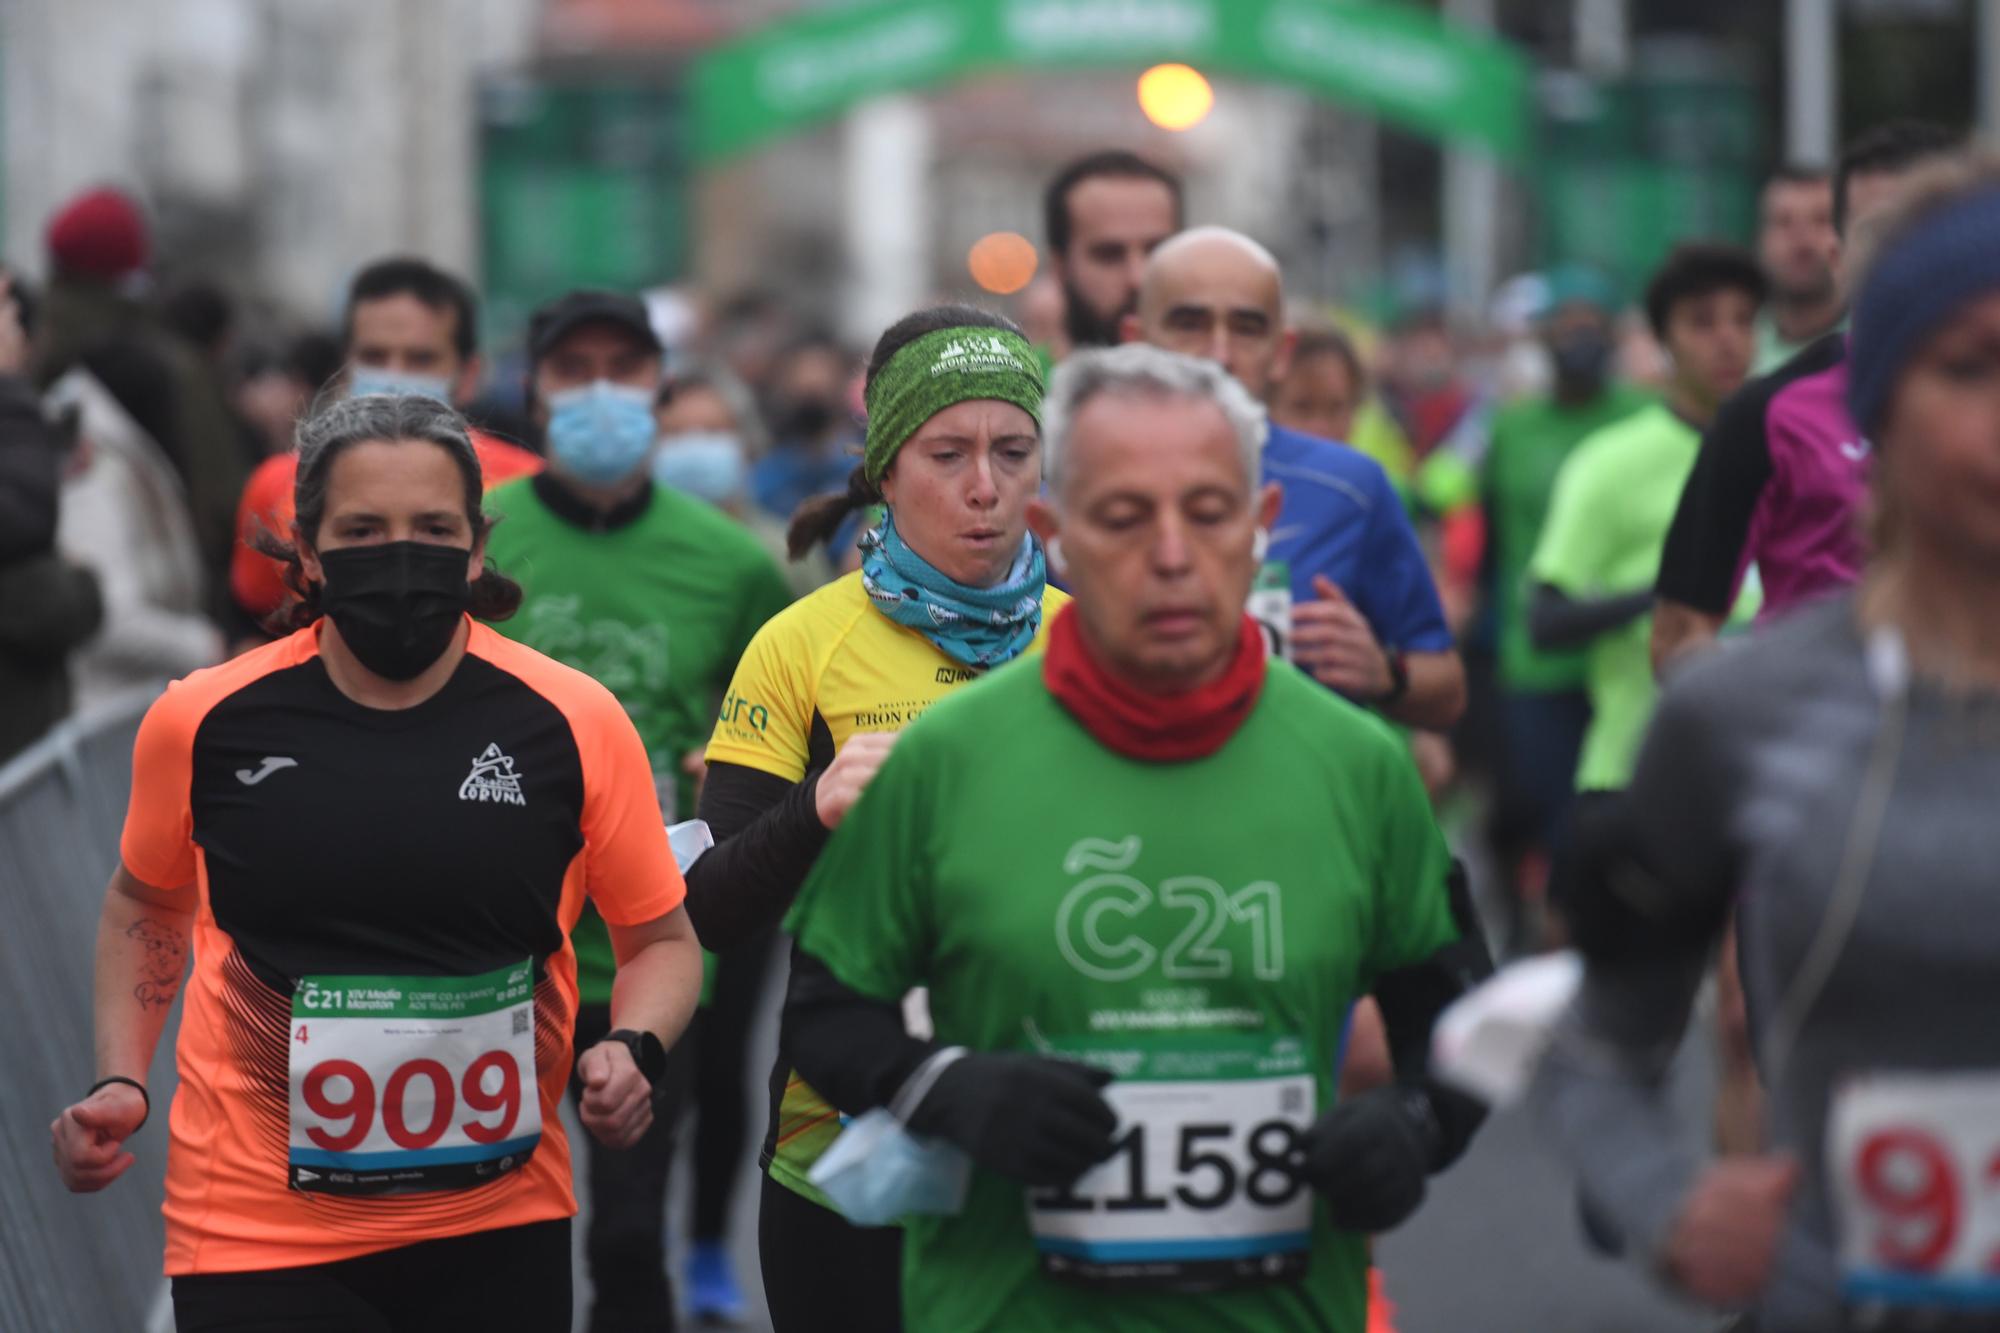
[{"xmin": 861, "ymin": 326, "xmax": 1045, "ymax": 484}]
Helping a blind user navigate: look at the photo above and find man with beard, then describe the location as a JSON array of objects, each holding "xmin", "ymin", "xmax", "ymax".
[
  {"xmin": 1754, "ymin": 165, "xmax": 1841, "ymax": 372},
  {"xmin": 1042, "ymin": 151, "xmax": 1182, "ymax": 353}
]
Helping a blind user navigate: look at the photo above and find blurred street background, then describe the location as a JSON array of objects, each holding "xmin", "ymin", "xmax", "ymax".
[{"xmin": 6, "ymin": 2, "xmax": 2000, "ymax": 1330}]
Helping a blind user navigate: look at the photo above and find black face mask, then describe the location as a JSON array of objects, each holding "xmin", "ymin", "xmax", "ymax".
[
  {"xmin": 316, "ymin": 541, "xmax": 473, "ymax": 682},
  {"xmin": 1549, "ymin": 328, "xmax": 1614, "ymax": 395},
  {"xmin": 773, "ymin": 397, "xmax": 839, "ymax": 442}
]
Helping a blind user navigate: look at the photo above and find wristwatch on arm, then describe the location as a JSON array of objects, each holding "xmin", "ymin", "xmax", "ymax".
[
  {"xmin": 603, "ymin": 1028, "xmax": 667, "ymax": 1087},
  {"xmin": 1374, "ymin": 648, "xmax": 1410, "ymax": 708}
]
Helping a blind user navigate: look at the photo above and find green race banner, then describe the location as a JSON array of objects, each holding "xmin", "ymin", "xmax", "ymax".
[{"xmin": 692, "ymin": 0, "xmax": 1529, "ymax": 162}]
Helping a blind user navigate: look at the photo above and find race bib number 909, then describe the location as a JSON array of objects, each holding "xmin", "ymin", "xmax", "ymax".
[
  {"xmin": 1027, "ymin": 1033, "xmax": 1316, "ymax": 1291},
  {"xmin": 1829, "ymin": 1071, "xmax": 2000, "ymax": 1311},
  {"xmin": 287, "ymin": 959, "xmax": 541, "ymax": 1195}
]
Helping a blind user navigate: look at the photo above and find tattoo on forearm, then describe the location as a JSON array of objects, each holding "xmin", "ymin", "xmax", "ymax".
[{"xmin": 127, "ymin": 918, "xmax": 188, "ymax": 1010}]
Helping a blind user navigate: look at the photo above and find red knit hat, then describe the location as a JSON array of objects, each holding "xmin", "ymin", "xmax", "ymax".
[{"xmin": 46, "ymin": 187, "xmax": 150, "ymax": 279}]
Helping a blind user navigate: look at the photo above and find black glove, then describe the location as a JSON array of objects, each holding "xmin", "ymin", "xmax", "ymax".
[
  {"xmin": 905, "ymin": 1053, "xmax": 1118, "ymax": 1187},
  {"xmin": 1299, "ymin": 1085, "xmax": 1442, "ymax": 1233}
]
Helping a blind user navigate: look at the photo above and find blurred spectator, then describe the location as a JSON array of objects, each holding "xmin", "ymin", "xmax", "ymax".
[
  {"xmin": 234, "ymin": 330, "xmax": 341, "ymax": 459},
  {"xmin": 1382, "ymin": 308, "xmax": 1483, "ymax": 465},
  {"xmin": 1478, "ymin": 267, "xmax": 1653, "ymax": 935},
  {"xmin": 749, "ymin": 330, "xmax": 860, "ymax": 522},
  {"xmin": 708, "ymin": 289, "xmax": 795, "ymax": 397},
  {"xmin": 32, "ymin": 186, "xmax": 246, "ymax": 592},
  {"xmin": 1014, "ymin": 273, "xmax": 1070, "ymax": 366},
  {"xmin": 48, "ymin": 366, "xmax": 222, "ymax": 707},
  {"xmin": 1268, "ymin": 325, "xmax": 1368, "ymax": 445},
  {"xmin": 1484, "ymin": 272, "xmax": 1556, "ymax": 402},
  {"xmin": 1754, "ymin": 164, "xmax": 1841, "ymax": 371},
  {"xmin": 0, "ymin": 272, "xmax": 103, "ymax": 761},
  {"xmin": 229, "ymin": 258, "xmax": 541, "ymax": 628},
  {"xmin": 1042, "ymin": 149, "xmax": 1182, "ymax": 351},
  {"xmin": 655, "ymin": 367, "xmax": 833, "ymax": 596},
  {"xmin": 162, "ymin": 277, "xmax": 269, "ymax": 480}
]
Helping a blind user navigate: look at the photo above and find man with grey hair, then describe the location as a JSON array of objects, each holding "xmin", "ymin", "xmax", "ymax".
[
  {"xmin": 776, "ymin": 342, "xmax": 1489, "ymax": 1333},
  {"xmin": 1124, "ymin": 226, "xmax": 1465, "ymax": 731}
]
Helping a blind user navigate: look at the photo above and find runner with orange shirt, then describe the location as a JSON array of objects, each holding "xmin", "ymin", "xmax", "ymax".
[
  {"xmin": 231, "ymin": 258, "xmax": 541, "ymax": 625},
  {"xmin": 50, "ymin": 393, "xmax": 700, "ymax": 1332}
]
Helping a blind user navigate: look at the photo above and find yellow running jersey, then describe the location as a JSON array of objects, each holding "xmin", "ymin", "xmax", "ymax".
[{"xmin": 705, "ymin": 570, "xmax": 1068, "ymax": 1205}]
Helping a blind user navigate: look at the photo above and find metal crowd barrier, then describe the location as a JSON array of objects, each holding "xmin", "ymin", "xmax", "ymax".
[{"xmin": 0, "ymin": 689, "xmax": 178, "ymax": 1333}]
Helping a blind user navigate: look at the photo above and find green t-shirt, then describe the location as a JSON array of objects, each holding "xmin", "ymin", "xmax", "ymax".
[
  {"xmin": 1530, "ymin": 403, "xmax": 1756, "ymax": 791},
  {"xmin": 484, "ymin": 476, "xmax": 793, "ymax": 1001},
  {"xmin": 789, "ymin": 660, "xmax": 1458, "ymax": 1333},
  {"xmin": 1484, "ymin": 384, "xmax": 1653, "ymax": 693}
]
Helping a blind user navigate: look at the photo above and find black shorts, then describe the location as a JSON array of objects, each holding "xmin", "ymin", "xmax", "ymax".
[
  {"xmin": 170, "ymin": 1217, "xmax": 571, "ymax": 1333},
  {"xmin": 758, "ymin": 1173, "xmax": 901, "ymax": 1333}
]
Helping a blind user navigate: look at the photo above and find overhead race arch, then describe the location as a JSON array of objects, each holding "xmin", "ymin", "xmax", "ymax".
[{"xmin": 691, "ymin": 0, "xmax": 1530, "ymax": 163}]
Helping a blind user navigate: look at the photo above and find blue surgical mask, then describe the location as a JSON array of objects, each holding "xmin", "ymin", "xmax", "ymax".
[
  {"xmin": 348, "ymin": 365, "xmax": 453, "ymax": 404},
  {"xmin": 808, "ymin": 1047, "xmax": 973, "ymax": 1227},
  {"xmin": 546, "ymin": 380, "xmax": 657, "ymax": 486},
  {"xmin": 653, "ymin": 431, "xmax": 748, "ymax": 505}
]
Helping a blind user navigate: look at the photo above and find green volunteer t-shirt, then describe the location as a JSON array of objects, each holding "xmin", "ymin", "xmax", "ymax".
[
  {"xmin": 788, "ymin": 659, "xmax": 1458, "ymax": 1333},
  {"xmin": 1529, "ymin": 403, "xmax": 1756, "ymax": 791},
  {"xmin": 1484, "ymin": 384, "xmax": 1653, "ymax": 693},
  {"xmin": 484, "ymin": 476, "xmax": 793, "ymax": 1002}
]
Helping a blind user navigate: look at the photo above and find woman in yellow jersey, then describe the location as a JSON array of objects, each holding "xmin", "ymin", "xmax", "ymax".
[{"xmin": 682, "ymin": 304, "xmax": 1061, "ymax": 1332}]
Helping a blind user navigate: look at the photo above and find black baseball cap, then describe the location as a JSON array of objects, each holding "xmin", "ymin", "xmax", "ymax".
[{"xmin": 526, "ymin": 290, "xmax": 663, "ymax": 362}]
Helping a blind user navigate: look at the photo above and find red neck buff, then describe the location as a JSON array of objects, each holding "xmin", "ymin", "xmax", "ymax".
[{"xmin": 1042, "ymin": 604, "xmax": 1267, "ymax": 762}]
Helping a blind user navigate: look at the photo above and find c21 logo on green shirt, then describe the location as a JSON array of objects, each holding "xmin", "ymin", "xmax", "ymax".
[
  {"xmin": 718, "ymin": 692, "xmax": 769, "ymax": 731},
  {"xmin": 1054, "ymin": 837, "xmax": 1285, "ymax": 984}
]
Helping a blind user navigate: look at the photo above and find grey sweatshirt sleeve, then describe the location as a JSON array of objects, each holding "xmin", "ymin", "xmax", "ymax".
[{"xmin": 1532, "ymin": 674, "xmax": 1747, "ymax": 1262}]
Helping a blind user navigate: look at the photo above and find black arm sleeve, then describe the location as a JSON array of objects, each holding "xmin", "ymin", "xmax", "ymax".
[
  {"xmin": 1374, "ymin": 861, "xmax": 1493, "ymax": 1172},
  {"xmin": 1527, "ymin": 583, "xmax": 1654, "ymax": 652},
  {"xmin": 684, "ymin": 760, "xmax": 830, "ymax": 951},
  {"xmin": 782, "ymin": 949, "xmax": 939, "ymax": 1115},
  {"xmin": 1653, "ymin": 339, "xmax": 1844, "ymax": 614}
]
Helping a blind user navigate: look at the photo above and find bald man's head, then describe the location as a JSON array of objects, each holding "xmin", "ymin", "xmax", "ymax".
[{"xmin": 1123, "ymin": 227, "xmax": 1294, "ymax": 398}]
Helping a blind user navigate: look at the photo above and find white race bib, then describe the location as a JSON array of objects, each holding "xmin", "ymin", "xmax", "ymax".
[
  {"xmin": 1027, "ymin": 1034, "xmax": 1316, "ymax": 1289},
  {"xmin": 1828, "ymin": 1070, "xmax": 2000, "ymax": 1310},
  {"xmin": 1247, "ymin": 562, "xmax": 1293, "ymax": 661},
  {"xmin": 287, "ymin": 959, "xmax": 541, "ymax": 1195}
]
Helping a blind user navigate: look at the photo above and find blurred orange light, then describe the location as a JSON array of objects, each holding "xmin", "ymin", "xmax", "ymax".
[
  {"xmin": 1137, "ymin": 63, "xmax": 1213, "ymax": 131},
  {"xmin": 968, "ymin": 232, "xmax": 1039, "ymax": 295}
]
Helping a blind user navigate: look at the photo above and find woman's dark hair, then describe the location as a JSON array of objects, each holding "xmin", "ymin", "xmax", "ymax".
[
  {"xmin": 1289, "ymin": 326, "xmax": 1368, "ymax": 402},
  {"xmin": 251, "ymin": 392, "xmax": 522, "ymax": 632},
  {"xmin": 785, "ymin": 303, "xmax": 1025, "ymax": 559}
]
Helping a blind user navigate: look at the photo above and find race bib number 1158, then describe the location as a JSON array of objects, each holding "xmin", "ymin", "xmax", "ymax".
[
  {"xmin": 287, "ymin": 959, "xmax": 541, "ymax": 1196},
  {"xmin": 1027, "ymin": 1033, "xmax": 1316, "ymax": 1291}
]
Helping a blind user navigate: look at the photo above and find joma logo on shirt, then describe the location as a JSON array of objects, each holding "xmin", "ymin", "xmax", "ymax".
[
  {"xmin": 459, "ymin": 743, "xmax": 527, "ymax": 806},
  {"xmin": 719, "ymin": 692, "xmax": 769, "ymax": 731}
]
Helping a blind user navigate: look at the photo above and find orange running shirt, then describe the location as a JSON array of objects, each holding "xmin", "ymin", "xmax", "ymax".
[
  {"xmin": 231, "ymin": 429, "xmax": 542, "ymax": 620},
  {"xmin": 120, "ymin": 620, "xmax": 681, "ymax": 1275}
]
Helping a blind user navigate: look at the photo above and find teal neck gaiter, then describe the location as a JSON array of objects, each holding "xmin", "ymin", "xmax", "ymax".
[{"xmin": 859, "ymin": 509, "xmax": 1047, "ymax": 668}]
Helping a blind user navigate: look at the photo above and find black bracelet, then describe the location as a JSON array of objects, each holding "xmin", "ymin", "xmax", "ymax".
[{"xmin": 88, "ymin": 1076, "xmax": 149, "ymax": 1131}]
